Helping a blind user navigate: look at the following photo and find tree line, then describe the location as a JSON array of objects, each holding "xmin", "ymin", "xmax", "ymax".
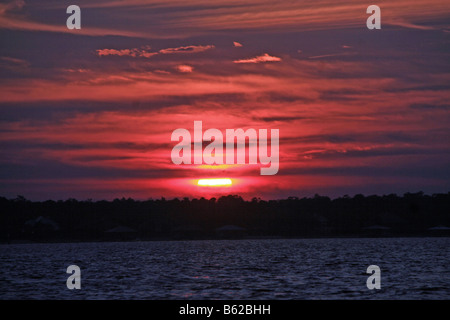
[{"xmin": 0, "ymin": 192, "xmax": 449, "ymax": 242}]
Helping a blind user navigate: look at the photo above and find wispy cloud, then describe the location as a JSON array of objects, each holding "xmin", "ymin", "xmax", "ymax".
[
  {"xmin": 2, "ymin": 0, "xmax": 449, "ymax": 39},
  {"xmin": 0, "ymin": 0, "xmax": 149, "ymax": 38},
  {"xmin": 0, "ymin": 56, "xmax": 29, "ymax": 67},
  {"xmin": 0, "ymin": 0, "xmax": 25, "ymax": 14},
  {"xmin": 233, "ymin": 53, "xmax": 281, "ymax": 64},
  {"xmin": 158, "ymin": 45, "xmax": 215, "ymax": 54},
  {"xmin": 96, "ymin": 45, "xmax": 215, "ymax": 58},
  {"xmin": 96, "ymin": 46, "xmax": 157, "ymax": 58},
  {"xmin": 0, "ymin": 55, "xmax": 30, "ymax": 73},
  {"xmin": 387, "ymin": 20, "xmax": 436, "ymax": 30},
  {"xmin": 308, "ymin": 52, "xmax": 356, "ymax": 59}
]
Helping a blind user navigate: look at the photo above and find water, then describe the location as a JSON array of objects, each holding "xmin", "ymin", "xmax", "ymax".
[{"xmin": 0, "ymin": 238, "xmax": 449, "ymax": 299}]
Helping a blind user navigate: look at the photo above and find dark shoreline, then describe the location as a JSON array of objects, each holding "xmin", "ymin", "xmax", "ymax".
[
  {"xmin": 2, "ymin": 234, "xmax": 449, "ymax": 245},
  {"xmin": 2, "ymin": 193, "xmax": 449, "ymax": 245}
]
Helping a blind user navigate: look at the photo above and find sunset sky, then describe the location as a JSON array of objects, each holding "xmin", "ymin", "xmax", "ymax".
[{"xmin": 0, "ymin": 0, "xmax": 449, "ymax": 200}]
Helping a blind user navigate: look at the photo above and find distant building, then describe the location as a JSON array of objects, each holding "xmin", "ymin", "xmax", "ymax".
[{"xmin": 23, "ymin": 216, "xmax": 60, "ymax": 237}]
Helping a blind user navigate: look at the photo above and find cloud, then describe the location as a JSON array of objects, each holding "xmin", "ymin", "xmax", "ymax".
[
  {"xmin": 0, "ymin": 17, "xmax": 148, "ymax": 39},
  {"xmin": 0, "ymin": 0, "xmax": 25, "ymax": 14},
  {"xmin": 253, "ymin": 116, "xmax": 308, "ymax": 122},
  {"xmin": 158, "ymin": 45, "xmax": 215, "ymax": 54},
  {"xmin": 2, "ymin": 0, "xmax": 450, "ymax": 200},
  {"xmin": 0, "ymin": 71, "xmax": 290, "ymax": 103},
  {"xmin": 96, "ymin": 47, "xmax": 158, "ymax": 58},
  {"xmin": 96, "ymin": 45, "xmax": 215, "ymax": 59},
  {"xmin": 387, "ymin": 20, "xmax": 436, "ymax": 30},
  {"xmin": 0, "ymin": 0, "xmax": 149, "ymax": 38},
  {"xmin": 0, "ymin": 18, "xmax": 149, "ymax": 38},
  {"xmin": 233, "ymin": 53, "xmax": 282, "ymax": 64},
  {"xmin": 410, "ymin": 103, "xmax": 450, "ymax": 110},
  {"xmin": 175, "ymin": 65, "xmax": 193, "ymax": 73},
  {"xmin": 0, "ymin": 56, "xmax": 30, "ymax": 73},
  {"xmin": 233, "ymin": 41, "xmax": 243, "ymax": 47},
  {"xmin": 63, "ymin": 68, "xmax": 90, "ymax": 73},
  {"xmin": 308, "ymin": 52, "xmax": 356, "ymax": 59},
  {"xmin": 2, "ymin": 0, "xmax": 449, "ymax": 40},
  {"xmin": 0, "ymin": 56, "xmax": 29, "ymax": 67},
  {"xmin": 96, "ymin": 49, "xmax": 137, "ymax": 57}
]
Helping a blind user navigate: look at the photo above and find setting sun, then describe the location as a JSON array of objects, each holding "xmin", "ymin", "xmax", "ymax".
[{"xmin": 197, "ymin": 178, "xmax": 232, "ymax": 187}]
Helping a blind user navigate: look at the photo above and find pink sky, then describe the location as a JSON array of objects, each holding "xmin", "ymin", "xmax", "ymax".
[{"xmin": 0, "ymin": 0, "xmax": 449, "ymax": 200}]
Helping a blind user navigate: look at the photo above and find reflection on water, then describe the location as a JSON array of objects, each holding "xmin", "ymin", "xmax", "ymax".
[{"xmin": 0, "ymin": 238, "xmax": 449, "ymax": 299}]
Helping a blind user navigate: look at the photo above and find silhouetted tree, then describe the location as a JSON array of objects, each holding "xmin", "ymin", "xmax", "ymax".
[{"xmin": 0, "ymin": 192, "xmax": 449, "ymax": 242}]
